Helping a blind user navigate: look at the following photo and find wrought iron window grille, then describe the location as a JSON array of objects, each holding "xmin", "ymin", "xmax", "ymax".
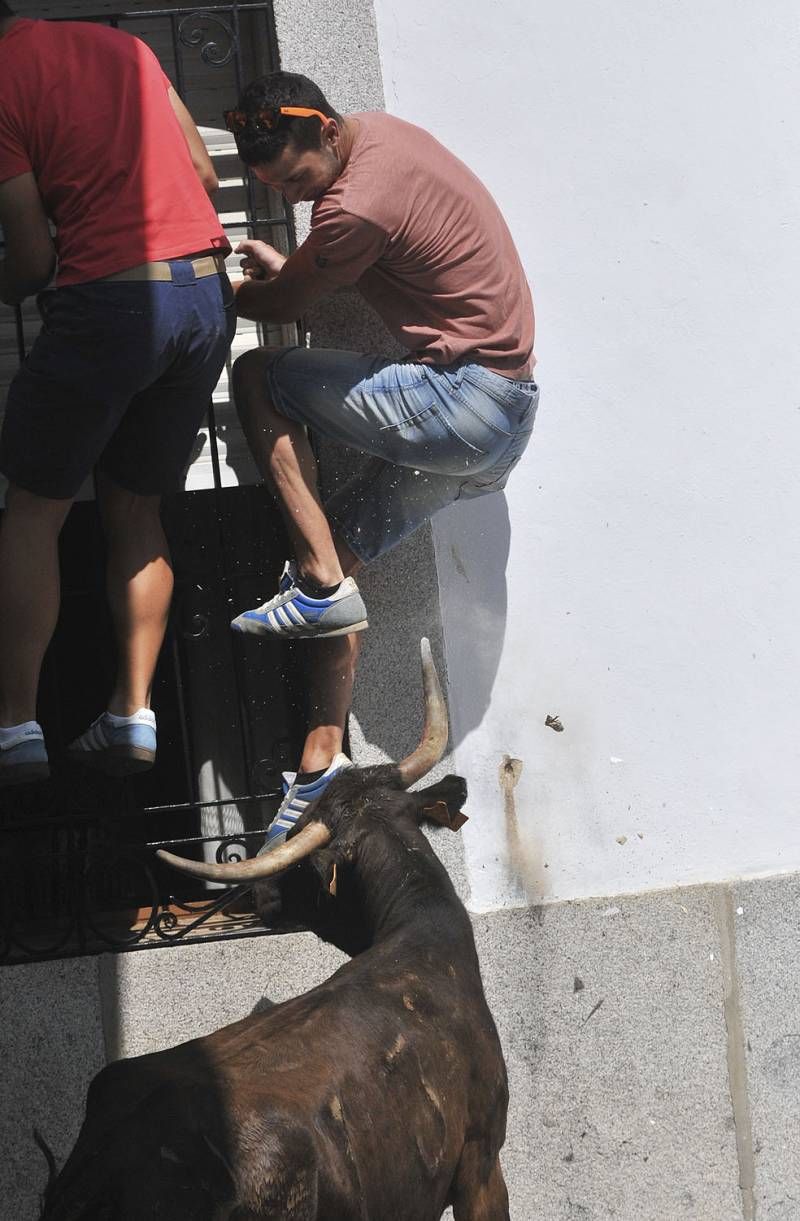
[{"xmin": 0, "ymin": 0, "xmax": 307, "ymax": 964}]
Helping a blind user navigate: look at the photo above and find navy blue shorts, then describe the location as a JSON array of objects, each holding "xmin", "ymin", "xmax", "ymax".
[{"xmin": 0, "ymin": 261, "xmax": 236, "ymax": 499}]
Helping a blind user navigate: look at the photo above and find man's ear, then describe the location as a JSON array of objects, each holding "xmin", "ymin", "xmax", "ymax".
[{"xmin": 323, "ymin": 117, "xmax": 342, "ymax": 152}]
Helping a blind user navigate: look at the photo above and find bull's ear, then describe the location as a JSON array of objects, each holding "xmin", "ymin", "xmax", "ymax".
[
  {"xmin": 424, "ymin": 801, "xmax": 468, "ymax": 832},
  {"xmin": 309, "ymin": 847, "xmax": 345, "ymax": 897},
  {"xmin": 414, "ymin": 774, "xmax": 468, "ymax": 831}
]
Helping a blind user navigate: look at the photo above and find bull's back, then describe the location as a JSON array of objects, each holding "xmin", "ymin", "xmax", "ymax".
[{"xmin": 271, "ymin": 985, "xmax": 502, "ymax": 1219}]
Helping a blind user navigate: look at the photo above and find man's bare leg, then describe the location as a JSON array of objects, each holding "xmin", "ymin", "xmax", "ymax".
[
  {"xmin": 96, "ymin": 473, "xmax": 173, "ymax": 716},
  {"xmin": 299, "ymin": 633, "xmax": 361, "ymax": 773},
  {"xmin": 231, "ymin": 350, "xmax": 365, "ymax": 775},
  {"xmin": 232, "ymin": 347, "xmax": 344, "ymax": 589},
  {"xmin": 297, "ymin": 532, "xmax": 362, "ymax": 772},
  {"xmin": 232, "ymin": 349, "xmax": 369, "ymax": 777},
  {"xmin": 0, "ymin": 484, "xmax": 73, "ymax": 726}
]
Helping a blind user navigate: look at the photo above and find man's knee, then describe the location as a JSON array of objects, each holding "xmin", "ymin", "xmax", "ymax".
[
  {"xmin": 96, "ymin": 473, "xmax": 162, "ymax": 537},
  {"xmin": 332, "ymin": 531, "xmax": 362, "ymax": 579},
  {"xmin": 231, "ymin": 347, "xmax": 280, "ymax": 423},
  {"xmin": 2, "ymin": 482, "xmax": 73, "ymax": 530}
]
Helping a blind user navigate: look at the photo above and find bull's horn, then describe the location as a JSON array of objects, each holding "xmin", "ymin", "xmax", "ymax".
[
  {"xmin": 395, "ymin": 637, "xmax": 449, "ymax": 788},
  {"xmin": 157, "ymin": 821, "xmax": 331, "ymax": 883}
]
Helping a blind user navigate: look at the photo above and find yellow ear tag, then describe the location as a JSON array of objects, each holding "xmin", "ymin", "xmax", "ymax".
[{"xmin": 328, "ymin": 862, "xmax": 338, "ymax": 897}]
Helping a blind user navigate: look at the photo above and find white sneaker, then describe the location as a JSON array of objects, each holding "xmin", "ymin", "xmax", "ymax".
[
  {"xmin": 231, "ymin": 561, "xmax": 368, "ymax": 639},
  {"xmin": 67, "ymin": 708, "xmax": 157, "ymax": 776}
]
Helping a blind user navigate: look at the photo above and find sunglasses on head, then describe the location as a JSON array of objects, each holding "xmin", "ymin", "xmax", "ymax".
[{"xmin": 223, "ymin": 105, "xmax": 330, "ymax": 134}]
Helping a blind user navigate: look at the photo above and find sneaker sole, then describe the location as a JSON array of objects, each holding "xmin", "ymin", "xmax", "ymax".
[
  {"xmin": 0, "ymin": 761, "xmax": 51, "ymax": 787},
  {"xmin": 233, "ymin": 618, "xmax": 369, "ymax": 640},
  {"xmin": 67, "ymin": 745, "xmax": 156, "ymax": 777}
]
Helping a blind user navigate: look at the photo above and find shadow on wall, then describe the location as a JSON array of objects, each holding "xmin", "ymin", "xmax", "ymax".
[
  {"xmin": 350, "ymin": 491, "xmax": 512, "ymax": 760},
  {"xmin": 431, "ymin": 490, "xmax": 511, "ymax": 745}
]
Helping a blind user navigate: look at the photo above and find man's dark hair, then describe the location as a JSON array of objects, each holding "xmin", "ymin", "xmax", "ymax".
[
  {"xmin": 0, "ymin": 2, "xmax": 16, "ymax": 17},
  {"xmin": 233, "ymin": 71, "xmax": 341, "ymax": 166}
]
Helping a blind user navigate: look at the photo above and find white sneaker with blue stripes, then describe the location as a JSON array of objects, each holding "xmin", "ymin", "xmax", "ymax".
[
  {"xmin": 231, "ymin": 561, "xmax": 368, "ymax": 639},
  {"xmin": 258, "ymin": 752, "xmax": 352, "ymax": 854},
  {"xmin": 67, "ymin": 708, "xmax": 157, "ymax": 776}
]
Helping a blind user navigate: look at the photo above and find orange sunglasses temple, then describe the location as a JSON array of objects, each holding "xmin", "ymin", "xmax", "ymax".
[{"xmin": 277, "ymin": 106, "xmax": 330, "ymax": 124}]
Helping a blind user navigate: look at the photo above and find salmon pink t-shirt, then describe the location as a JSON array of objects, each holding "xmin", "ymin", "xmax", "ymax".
[
  {"xmin": 0, "ymin": 19, "xmax": 228, "ymax": 286},
  {"xmin": 295, "ymin": 112, "xmax": 535, "ymax": 378}
]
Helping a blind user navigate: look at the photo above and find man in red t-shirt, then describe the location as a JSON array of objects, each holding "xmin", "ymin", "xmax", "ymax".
[
  {"xmin": 0, "ymin": 3, "xmax": 234, "ymax": 785},
  {"xmin": 222, "ymin": 71, "xmax": 538, "ymax": 855}
]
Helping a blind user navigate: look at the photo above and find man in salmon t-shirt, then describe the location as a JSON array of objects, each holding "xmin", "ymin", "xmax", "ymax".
[
  {"xmin": 224, "ymin": 71, "xmax": 539, "ymax": 853},
  {"xmin": 0, "ymin": 3, "xmax": 234, "ymax": 785}
]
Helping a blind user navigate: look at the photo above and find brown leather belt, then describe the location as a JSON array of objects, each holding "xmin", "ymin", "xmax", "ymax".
[{"xmin": 100, "ymin": 253, "xmax": 227, "ymax": 282}]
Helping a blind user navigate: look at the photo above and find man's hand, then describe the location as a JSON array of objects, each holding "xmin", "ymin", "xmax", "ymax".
[
  {"xmin": 232, "ymin": 243, "xmax": 331, "ymax": 323},
  {"xmin": 236, "ymin": 239, "xmax": 287, "ymax": 282}
]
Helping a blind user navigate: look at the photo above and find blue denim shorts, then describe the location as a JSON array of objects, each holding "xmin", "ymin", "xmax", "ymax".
[
  {"xmin": 265, "ymin": 347, "xmax": 539, "ymax": 563},
  {"xmin": 0, "ymin": 263, "xmax": 236, "ymax": 499}
]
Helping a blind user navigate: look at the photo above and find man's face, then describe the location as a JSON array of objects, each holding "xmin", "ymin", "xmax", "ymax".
[{"xmin": 253, "ymin": 134, "xmax": 340, "ymax": 205}]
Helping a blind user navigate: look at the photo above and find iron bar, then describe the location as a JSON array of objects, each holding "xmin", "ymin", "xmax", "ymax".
[
  {"xmin": 204, "ymin": 400, "xmax": 261, "ymax": 798},
  {"xmin": 55, "ymin": 3, "xmax": 272, "ymax": 23},
  {"xmin": 0, "ymin": 791, "xmax": 280, "ymax": 836},
  {"xmin": 13, "ymin": 304, "xmax": 25, "ymax": 362},
  {"xmin": 169, "ymin": 626, "xmax": 199, "ymax": 810},
  {"xmin": 219, "ymin": 216, "xmax": 290, "ymax": 230},
  {"xmin": 148, "ymin": 828, "xmax": 265, "ymax": 849},
  {"xmin": 170, "ymin": 12, "xmax": 186, "ymax": 97}
]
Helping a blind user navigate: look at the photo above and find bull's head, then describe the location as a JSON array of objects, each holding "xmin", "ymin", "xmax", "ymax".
[{"xmin": 156, "ymin": 639, "xmax": 466, "ymax": 896}]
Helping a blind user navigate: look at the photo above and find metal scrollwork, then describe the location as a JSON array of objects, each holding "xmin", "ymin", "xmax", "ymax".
[
  {"xmin": 154, "ymin": 907, "xmax": 180, "ymax": 936},
  {"xmin": 178, "ymin": 12, "xmax": 237, "ymax": 67},
  {"xmin": 216, "ymin": 835, "xmax": 249, "ymax": 866},
  {"xmin": 153, "ymin": 884, "xmax": 252, "ymax": 943}
]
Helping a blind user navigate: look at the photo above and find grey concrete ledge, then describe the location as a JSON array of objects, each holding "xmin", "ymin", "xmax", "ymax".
[{"xmin": 474, "ymin": 888, "xmax": 743, "ymax": 1221}]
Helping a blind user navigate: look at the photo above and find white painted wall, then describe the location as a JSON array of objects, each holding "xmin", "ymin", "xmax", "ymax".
[{"xmin": 372, "ymin": 0, "xmax": 800, "ymax": 908}]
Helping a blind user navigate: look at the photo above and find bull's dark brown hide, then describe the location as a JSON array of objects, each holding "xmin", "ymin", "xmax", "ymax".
[{"xmin": 41, "ymin": 767, "xmax": 510, "ymax": 1221}]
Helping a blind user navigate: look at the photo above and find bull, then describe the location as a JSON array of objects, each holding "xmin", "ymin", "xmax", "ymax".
[{"xmin": 41, "ymin": 639, "xmax": 510, "ymax": 1220}]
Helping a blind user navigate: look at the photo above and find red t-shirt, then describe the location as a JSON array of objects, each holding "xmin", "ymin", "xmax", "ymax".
[
  {"xmin": 295, "ymin": 112, "xmax": 535, "ymax": 378},
  {"xmin": 0, "ymin": 19, "xmax": 228, "ymax": 285}
]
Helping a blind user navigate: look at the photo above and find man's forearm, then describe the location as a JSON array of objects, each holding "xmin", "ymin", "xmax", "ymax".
[
  {"xmin": 0, "ymin": 173, "xmax": 59, "ymax": 304},
  {"xmin": 0, "ymin": 254, "xmax": 54, "ymax": 306},
  {"xmin": 235, "ymin": 276, "xmax": 299, "ymax": 324}
]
